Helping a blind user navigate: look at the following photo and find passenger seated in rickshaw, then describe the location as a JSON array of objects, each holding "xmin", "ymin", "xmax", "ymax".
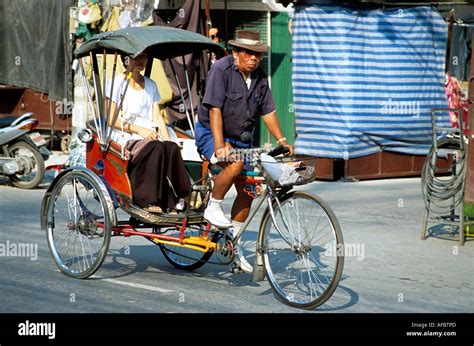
[{"xmin": 106, "ymin": 52, "xmax": 191, "ymax": 214}]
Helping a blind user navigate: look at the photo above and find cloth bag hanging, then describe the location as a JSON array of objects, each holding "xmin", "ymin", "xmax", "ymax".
[{"xmin": 78, "ymin": 2, "xmax": 102, "ymax": 26}]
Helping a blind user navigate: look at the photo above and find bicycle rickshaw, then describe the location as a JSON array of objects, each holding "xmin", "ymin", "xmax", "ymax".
[{"xmin": 40, "ymin": 26, "xmax": 344, "ymax": 310}]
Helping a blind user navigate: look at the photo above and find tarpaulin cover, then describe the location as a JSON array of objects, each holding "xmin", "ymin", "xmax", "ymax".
[
  {"xmin": 0, "ymin": 0, "xmax": 73, "ymax": 102},
  {"xmin": 292, "ymin": 5, "xmax": 450, "ymax": 159}
]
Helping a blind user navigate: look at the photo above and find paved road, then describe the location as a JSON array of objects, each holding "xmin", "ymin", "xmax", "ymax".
[{"xmin": 0, "ymin": 155, "xmax": 473, "ymax": 313}]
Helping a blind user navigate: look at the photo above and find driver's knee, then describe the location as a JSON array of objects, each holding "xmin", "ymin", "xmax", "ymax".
[{"xmin": 226, "ymin": 160, "xmax": 244, "ymax": 178}]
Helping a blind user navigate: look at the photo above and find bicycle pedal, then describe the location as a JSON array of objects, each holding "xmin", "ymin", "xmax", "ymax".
[{"xmin": 216, "ymin": 234, "xmax": 235, "ymax": 265}]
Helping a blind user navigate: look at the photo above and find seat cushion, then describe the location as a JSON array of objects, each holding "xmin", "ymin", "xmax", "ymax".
[{"xmin": 0, "ymin": 116, "xmax": 19, "ymax": 129}]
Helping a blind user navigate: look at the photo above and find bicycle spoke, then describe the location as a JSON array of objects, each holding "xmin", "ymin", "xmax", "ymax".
[
  {"xmin": 302, "ymin": 253, "xmax": 325, "ymax": 297},
  {"xmin": 79, "ymin": 234, "xmax": 90, "ymax": 270}
]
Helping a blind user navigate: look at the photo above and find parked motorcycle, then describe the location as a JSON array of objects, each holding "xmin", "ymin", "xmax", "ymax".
[{"xmin": 0, "ymin": 112, "xmax": 51, "ymax": 189}]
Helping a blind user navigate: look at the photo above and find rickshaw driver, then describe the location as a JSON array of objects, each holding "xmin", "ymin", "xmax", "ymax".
[{"xmin": 195, "ymin": 30, "xmax": 294, "ymax": 273}]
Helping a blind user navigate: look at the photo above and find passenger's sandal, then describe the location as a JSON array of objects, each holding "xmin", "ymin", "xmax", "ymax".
[{"xmin": 144, "ymin": 205, "xmax": 163, "ymax": 213}]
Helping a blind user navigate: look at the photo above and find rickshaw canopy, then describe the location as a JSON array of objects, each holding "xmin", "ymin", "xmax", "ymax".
[{"xmin": 74, "ymin": 26, "xmax": 224, "ymax": 59}]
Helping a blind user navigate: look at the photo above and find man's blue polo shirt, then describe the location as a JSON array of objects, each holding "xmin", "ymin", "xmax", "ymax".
[{"xmin": 198, "ymin": 55, "xmax": 276, "ymax": 140}]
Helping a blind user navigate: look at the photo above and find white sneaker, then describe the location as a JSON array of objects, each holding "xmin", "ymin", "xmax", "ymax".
[
  {"xmin": 204, "ymin": 205, "xmax": 232, "ymax": 228},
  {"xmin": 232, "ymin": 240, "xmax": 253, "ymax": 273}
]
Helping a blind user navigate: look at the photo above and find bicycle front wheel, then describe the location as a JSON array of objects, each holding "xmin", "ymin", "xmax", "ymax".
[{"xmin": 259, "ymin": 191, "xmax": 344, "ymax": 310}]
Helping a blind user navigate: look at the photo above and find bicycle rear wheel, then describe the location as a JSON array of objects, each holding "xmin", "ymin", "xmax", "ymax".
[
  {"xmin": 158, "ymin": 225, "xmax": 218, "ymax": 271},
  {"xmin": 259, "ymin": 191, "xmax": 344, "ymax": 310}
]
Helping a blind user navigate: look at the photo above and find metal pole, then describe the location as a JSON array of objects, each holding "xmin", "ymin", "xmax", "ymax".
[
  {"xmin": 79, "ymin": 58, "xmax": 101, "ymax": 144},
  {"xmin": 107, "ymin": 72, "xmax": 133, "ymax": 142},
  {"xmin": 168, "ymin": 58, "xmax": 195, "ymax": 137},
  {"xmin": 90, "ymin": 52, "xmax": 105, "ymax": 143},
  {"xmin": 181, "ymin": 55, "xmax": 196, "ymax": 128},
  {"xmin": 267, "ymin": 10, "xmax": 272, "ymax": 145},
  {"xmin": 106, "ymin": 52, "xmax": 117, "ymax": 141},
  {"xmin": 205, "ymin": 0, "xmax": 211, "ymax": 37},
  {"xmin": 102, "ymin": 49, "xmax": 107, "ymax": 124},
  {"xmin": 224, "ymin": 0, "xmax": 228, "ymax": 43}
]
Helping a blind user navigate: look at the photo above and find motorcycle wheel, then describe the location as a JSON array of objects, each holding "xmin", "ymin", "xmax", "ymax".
[{"xmin": 8, "ymin": 141, "xmax": 45, "ymax": 189}]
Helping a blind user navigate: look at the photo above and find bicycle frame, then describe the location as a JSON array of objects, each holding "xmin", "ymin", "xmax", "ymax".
[
  {"xmin": 230, "ymin": 185, "xmax": 293, "ymax": 248},
  {"xmin": 214, "ymin": 151, "xmax": 297, "ymax": 281},
  {"xmin": 225, "ymin": 184, "xmax": 276, "ymax": 282},
  {"xmin": 229, "ymin": 189, "xmax": 269, "ymax": 245},
  {"xmin": 226, "ymin": 152, "xmax": 293, "ymax": 246}
]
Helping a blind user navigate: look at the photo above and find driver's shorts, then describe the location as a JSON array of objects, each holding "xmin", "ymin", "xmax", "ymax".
[{"xmin": 195, "ymin": 122, "xmax": 251, "ymax": 161}]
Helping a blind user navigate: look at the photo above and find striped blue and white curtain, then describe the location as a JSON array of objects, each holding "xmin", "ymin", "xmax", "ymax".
[{"xmin": 292, "ymin": 5, "xmax": 449, "ymax": 159}]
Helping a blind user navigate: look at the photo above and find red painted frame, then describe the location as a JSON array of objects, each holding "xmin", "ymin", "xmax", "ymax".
[
  {"xmin": 85, "ymin": 135, "xmax": 264, "ymax": 251},
  {"xmin": 86, "ymin": 137, "xmax": 132, "ymax": 201},
  {"xmin": 85, "ymin": 136, "xmax": 216, "ymax": 249}
]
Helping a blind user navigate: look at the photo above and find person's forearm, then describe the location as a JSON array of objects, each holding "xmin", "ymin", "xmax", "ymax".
[
  {"xmin": 107, "ymin": 101, "xmax": 148, "ymax": 137},
  {"xmin": 125, "ymin": 123, "xmax": 138, "ymax": 133},
  {"xmin": 153, "ymin": 103, "xmax": 170, "ymax": 141},
  {"xmin": 112, "ymin": 116, "xmax": 134, "ymax": 133},
  {"xmin": 209, "ymin": 108, "xmax": 225, "ymax": 150},
  {"xmin": 262, "ymin": 111, "xmax": 286, "ymax": 143}
]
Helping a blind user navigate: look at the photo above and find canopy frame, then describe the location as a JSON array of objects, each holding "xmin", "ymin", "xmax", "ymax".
[{"xmin": 75, "ymin": 26, "xmax": 224, "ymax": 151}]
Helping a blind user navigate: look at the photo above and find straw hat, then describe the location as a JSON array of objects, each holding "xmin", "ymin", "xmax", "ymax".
[{"xmin": 228, "ymin": 30, "xmax": 269, "ymax": 53}]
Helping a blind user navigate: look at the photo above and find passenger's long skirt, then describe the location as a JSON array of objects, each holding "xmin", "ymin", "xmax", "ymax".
[{"xmin": 127, "ymin": 140, "xmax": 191, "ymax": 210}]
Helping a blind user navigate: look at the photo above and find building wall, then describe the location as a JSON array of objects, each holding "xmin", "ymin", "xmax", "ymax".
[
  {"xmin": 262, "ymin": 11, "xmax": 294, "ymax": 146},
  {"xmin": 157, "ymin": 1, "xmax": 295, "ymax": 146}
]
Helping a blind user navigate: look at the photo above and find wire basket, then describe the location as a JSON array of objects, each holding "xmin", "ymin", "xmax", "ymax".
[{"xmin": 259, "ymin": 155, "xmax": 316, "ymax": 188}]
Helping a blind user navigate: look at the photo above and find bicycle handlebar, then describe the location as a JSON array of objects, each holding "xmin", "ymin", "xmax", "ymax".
[
  {"xmin": 210, "ymin": 145, "xmax": 290, "ymax": 164},
  {"xmin": 235, "ymin": 145, "xmax": 291, "ymax": 158},
  {"xmin": 268, "ymin": 145, "xmax": 291, "ymax": 157}
]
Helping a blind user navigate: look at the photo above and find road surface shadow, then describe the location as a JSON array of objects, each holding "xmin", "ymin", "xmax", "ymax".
[
  {"xmin": 91, "ymin": 243, "xmax": 358, "ymax": 311},
  {"xmin": 425, "ymin": 224, "xmax": 473, "ymax": 243},
  {"xmin": 91, "ymin": 243, "xmax": 258, "ymax": 288}
]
